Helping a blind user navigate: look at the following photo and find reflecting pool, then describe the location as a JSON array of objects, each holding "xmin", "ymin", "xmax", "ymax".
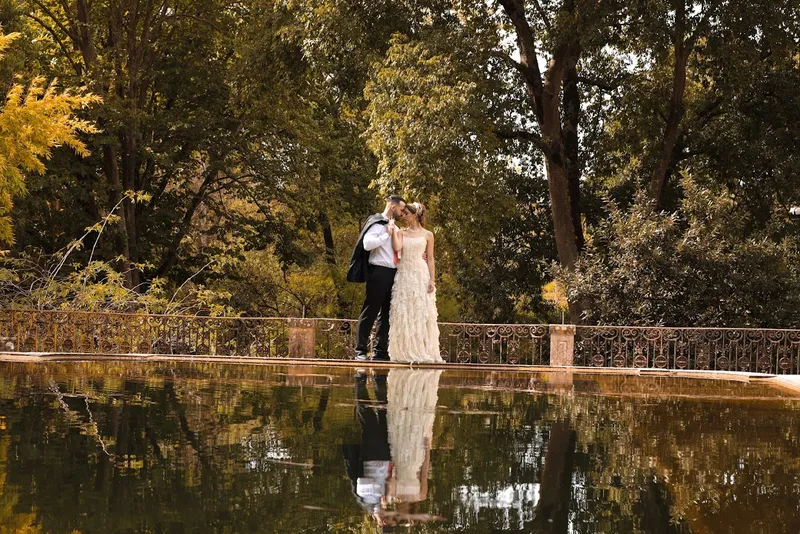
[{"xmin": 0, "ymin": 361, "xmax": 798, "ymax": 533}]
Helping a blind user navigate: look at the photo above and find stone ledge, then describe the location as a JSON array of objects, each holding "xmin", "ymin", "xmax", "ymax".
[
  {"xmin": 758, "ymin": 376, "xmax": 800, "ymax": 395},
  {"xmin": 0, "ymin": 351, "xmax": 791, "ymax": 383}
]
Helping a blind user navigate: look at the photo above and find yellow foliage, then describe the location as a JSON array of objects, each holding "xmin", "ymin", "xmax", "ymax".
[
  {"xmin": 0, "ymin": 29, "xmax": 101, "ymax": 245},
  {"xmin": 542, "ymin": 280, "xmax": 568, "ymax": 311}
]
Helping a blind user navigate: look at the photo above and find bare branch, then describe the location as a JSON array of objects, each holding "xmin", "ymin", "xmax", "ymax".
[{"xmin": 165, "ymin": 260, "xmax": 216, "ymax": 312}]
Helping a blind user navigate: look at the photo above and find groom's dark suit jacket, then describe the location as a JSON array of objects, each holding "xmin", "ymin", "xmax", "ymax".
[{"xmin": 347, "ymin": 214, "xmax": 389, "ymax": 283}]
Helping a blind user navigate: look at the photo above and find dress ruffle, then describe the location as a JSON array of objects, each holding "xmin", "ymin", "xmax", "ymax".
[{"xmin": 388, "ymin": 235, "xmax": 442, "ymax": 363}]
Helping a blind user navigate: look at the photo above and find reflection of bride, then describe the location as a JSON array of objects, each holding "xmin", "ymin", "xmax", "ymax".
[{"xmin": 386, "ymin": 369, "xmax": 442, "ymax": 504}]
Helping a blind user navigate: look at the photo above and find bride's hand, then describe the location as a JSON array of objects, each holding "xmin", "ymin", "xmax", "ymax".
[{"xmin": 427, "ymin": 280, "xmax": 435, "ymax": 294}]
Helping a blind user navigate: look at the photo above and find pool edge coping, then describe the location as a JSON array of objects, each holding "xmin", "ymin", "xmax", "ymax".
[{"xmin": 3, "ymin": 351, "xmax": 800, "ymax": 398}]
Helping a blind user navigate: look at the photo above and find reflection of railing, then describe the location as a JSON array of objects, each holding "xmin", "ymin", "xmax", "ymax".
[{"xmin": 575, "ymin": 326, "xmax": 800, "ymax": 374}]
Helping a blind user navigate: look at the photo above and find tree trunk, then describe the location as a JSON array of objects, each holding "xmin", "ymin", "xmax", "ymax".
[
  {"xmin": 101, "ymin": 143, "xmax": 135, "ymax": 282},
  {"xmin": 541, "ymin": 48, "xmax": 583, "ymax": 322},
  {"xmin": 121, "ymin": 129, "xmax": 141, "ymax": 288},
  {"xmin": 76, "ymin": 0, "xmax": 96, "ymax": 67},
  {"xmin": 649, "ymin": 0, "xmax": 689, "ymax": 207},
  {"xmin": 562, "ymin": 59, "xmax": 584, "ymax": 252},
  {"xmin": 320, "ymin": 210, "xmax": 336, "ymax": 265},
  {"xmin": 499, "ymin": 0, "xmax": 586, "ymax": 323}
]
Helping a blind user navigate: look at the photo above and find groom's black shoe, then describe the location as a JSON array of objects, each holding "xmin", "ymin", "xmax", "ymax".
[{"xmin": 372, "ymin": 352, "xmax": 390, "ymax": 362}]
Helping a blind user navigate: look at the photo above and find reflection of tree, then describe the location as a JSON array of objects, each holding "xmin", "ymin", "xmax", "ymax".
[
  {"xmin": 0, "ymin": 436, "xmax": 42, "ymax": 533},
  {"xmin": 0, "ymin": 362, "xmax": 798, "ymax": 533},
  {"xmin": 544, "ymin": 388, "xmax": 800, "ymax": 532},
  {"xmin": 532, "ymin": 419, "xmax": 576, "ymax": 532},
  {"xmin": 0, "ymin": 362, "xmax": 364, "ymax": 532}
]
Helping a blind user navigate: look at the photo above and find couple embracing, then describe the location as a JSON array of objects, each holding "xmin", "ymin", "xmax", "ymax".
[{"xmin": 347, "ymin": 195, "xmax": 443, "ymax": 364}]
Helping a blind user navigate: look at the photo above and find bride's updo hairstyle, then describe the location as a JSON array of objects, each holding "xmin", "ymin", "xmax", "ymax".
[{"xmin": 406, "ymin": 202, "xmax": 427, "ymax": 227}]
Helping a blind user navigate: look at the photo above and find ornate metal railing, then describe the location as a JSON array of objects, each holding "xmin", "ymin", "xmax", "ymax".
[
  {"xmin": 439, "ymin": 323, "xmax": 549, "ymax": 365},
  {"xmin": 0, "ymin": 309, "xmax": 291, "ymax": 357},
  {"xmin": 0, "ymin": 310, "xmax": 550, "ymax": 365},
  {"xmin": 575, "ymin": 326, "xmax": 800, "ymax": 375},
  {"xmin": 313, "ymin": 319, "xmax": 550, "ymax": 364},
  {"xmin": 3, "ymin": 309, "xmax": 800, "ymax": 374}
]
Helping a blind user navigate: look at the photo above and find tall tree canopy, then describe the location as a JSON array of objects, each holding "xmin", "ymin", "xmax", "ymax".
[{"xmin": 0, "ymin": 0, "xmax": 797, "ymax": 325}]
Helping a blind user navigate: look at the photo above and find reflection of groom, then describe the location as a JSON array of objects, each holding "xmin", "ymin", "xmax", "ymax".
[
  {"xmin": 347, "ymin": 195, "xmax": 407, "ymax": 361},
  {"xmin": 342, "ymin": 371, "xmax": 392, "ymax": 520}
]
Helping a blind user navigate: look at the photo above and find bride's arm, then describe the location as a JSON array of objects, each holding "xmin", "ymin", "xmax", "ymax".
[
  {"xmin": 392, "ymin": 226, "xmax": 403, "ymax": 251},
  {"xmin": 426, "ymin": 232, "xmax": 435, "ymax": 293}
]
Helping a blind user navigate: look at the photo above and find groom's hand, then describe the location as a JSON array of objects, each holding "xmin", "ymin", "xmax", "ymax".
[{"xmin": 421, "ymin": 251, "xmax": 427, "ymax": 261}]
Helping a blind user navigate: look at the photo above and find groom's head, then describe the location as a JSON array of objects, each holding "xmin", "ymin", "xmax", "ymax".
[{"xmin": 385, "ymin": 195, "xmax": 407, "ymax": 220}]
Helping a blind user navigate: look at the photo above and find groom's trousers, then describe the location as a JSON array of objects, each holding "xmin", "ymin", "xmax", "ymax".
[{"xmin": 356, "ymin": 265, "xmax": 396, "ymax": 360}]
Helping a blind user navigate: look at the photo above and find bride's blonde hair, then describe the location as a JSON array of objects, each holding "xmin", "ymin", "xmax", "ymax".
[{"xmin": 405, "ymin": 202, "xmax": 427, "ymax": 227}]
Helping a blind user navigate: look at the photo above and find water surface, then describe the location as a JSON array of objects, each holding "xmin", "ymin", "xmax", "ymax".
[{"xmin": 0, "ymin": 361, "xmax": 798, "ymax": 533}]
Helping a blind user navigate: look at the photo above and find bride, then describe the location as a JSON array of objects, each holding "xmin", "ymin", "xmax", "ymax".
[{"xmin": 387, "ymin": 202, "xmax": 442, "ymax": 363}]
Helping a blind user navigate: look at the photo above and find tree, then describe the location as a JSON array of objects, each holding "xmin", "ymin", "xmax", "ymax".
[
  {"xmin": 0, "ymin": 28, "xmax": 98, "ymax": 246},
  {"xmin": 558, "ymin": 178, "xmax": 800, "ymax": 327}
]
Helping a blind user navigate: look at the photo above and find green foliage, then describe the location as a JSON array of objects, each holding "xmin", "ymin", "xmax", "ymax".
[
  {"xmin": 0, "ymin": 0, "xmax": 797, "ymax": 325},
  {"xmin": 559, "ymin": 177, "xmax": 800, "ymax": 327},
  {"xmin": 0, "ymin": 200, "xmax": 234, "ymax": 314}
]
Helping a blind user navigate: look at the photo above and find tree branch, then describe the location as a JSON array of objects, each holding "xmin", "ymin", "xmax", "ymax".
[
  {"xmin": 25, "ymin": 13, "xmax": 82, "ymax": 76},
  {"xmin": 577, "ymin": 74, "xmax": 629, "ymax": 92},
  {"xmin": 492, "ymin": 51, "xmax": 525, "ymax": 75},
  {"xmin": 30, "ymin": 0, "xmax": 78, "ymax": 42},
  {"xmin": 494, "ymin": 128, "xmax": 544, "ymax": 149},
  {"xmin": 531, "ymin": 0, "xmax": 553, "ymax": 31},
  {"xmin": 687, "ymin": 1, "xmax": 718, "ymax": 48},
  {"xmin": 154, "ymin": 168, "xmax": 218, "ymax": 278},
  {"xmin": 498, "ymin": 0, "xmax": 545, "ymax": 121}
]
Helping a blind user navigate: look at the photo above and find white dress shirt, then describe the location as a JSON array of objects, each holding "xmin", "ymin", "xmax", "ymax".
[{"xmin": 363, "ymin": 215, "xmax": 396, "ymax": 269}]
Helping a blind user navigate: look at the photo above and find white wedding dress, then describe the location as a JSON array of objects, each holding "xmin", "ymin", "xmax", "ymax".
[
  {"xmin": 387, "ymin": 369, "xmax": 442, "ymax": 502},
  {"xmin": 388, "ymin": 234, "xmax": 442, "ymax": 363}
]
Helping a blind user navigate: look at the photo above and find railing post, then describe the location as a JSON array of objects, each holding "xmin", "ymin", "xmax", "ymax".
[
  {"xmin": 549, "ymin": 324, "xmax": 575, "ymax": 367},
  {"xmin": 288, "ymin": 318, "xmax": 316, "ymax": 358}
]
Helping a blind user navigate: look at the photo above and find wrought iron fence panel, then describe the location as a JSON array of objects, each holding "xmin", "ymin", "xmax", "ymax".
[
  {"xmin": 0, "ymin": 310, "xmax": 290, "ymax": 358},
  {"xmin": 315, "ymin": 319, "xmax": 358, "ymax": 359},
  {"xmin": 438, "ymin": 323, "xmax": 549, "ymax": 365},
  {"xmin": 575, "ymin": 326, "xmax": 800, "ymax": 374},
  {"xmin": 0, "ymin": 310, "xmax": 551, "ymax": 365}
]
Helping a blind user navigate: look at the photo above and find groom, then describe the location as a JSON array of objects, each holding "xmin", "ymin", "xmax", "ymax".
[{"xmin": 348, "ymin": 195, "xmax": 407, "ymax": 361}]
